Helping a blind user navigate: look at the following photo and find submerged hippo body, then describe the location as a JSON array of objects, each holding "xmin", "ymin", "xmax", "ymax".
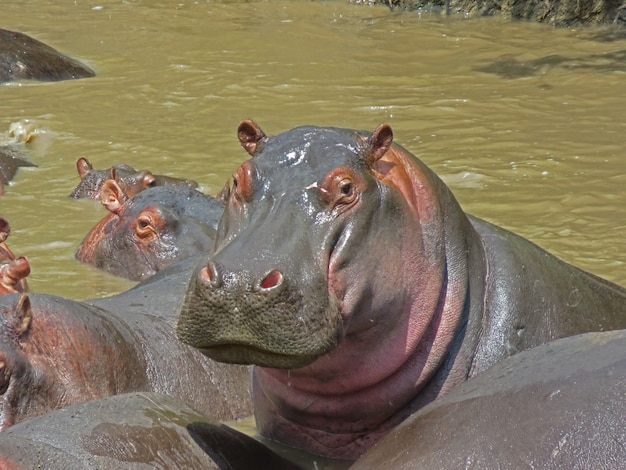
[
  {"xmin": 0, "ymin": 145, "xmax": 35, "ymax": 195},
  {"xmin": 0, "ymin": 392, "xmax": 297, "ymax": 470},
  {"xmin": 76, "ymin": 183, "xmax": 224, "ymax": 281},
  {"xmin": 0, "ymin": 291, "xmax": 251, "ymax": 429},
  {"xmin": 352, "ymin": 329, "xmax": 626, "ymax": 469},
  {"xmin": 177, "ymin": 121, "xmax": 626, "ymax": 459},
  {"xmin": 0, "ymin": 28, "xmax": 94, "ymax": 83},
  {"xmin": 69, "ymin": 156, "xmax": 198, "ymax": 200}
]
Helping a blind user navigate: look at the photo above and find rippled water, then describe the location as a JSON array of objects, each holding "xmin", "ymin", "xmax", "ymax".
[{"xmin": 1, "ymin": 1, "xmax": 625, "ymax": 301}]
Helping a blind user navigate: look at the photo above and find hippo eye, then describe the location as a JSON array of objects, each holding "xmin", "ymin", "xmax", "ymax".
[{"xmin": 340, "ymin": 180, "xmax": 353, "ymax": 196}]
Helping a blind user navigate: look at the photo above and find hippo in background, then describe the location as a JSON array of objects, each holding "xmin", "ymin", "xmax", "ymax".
[
  {"xmin": 0, "ymin": 28, "xmax": 94, "ymax": 83},
  {"xmin": 76, "ymin": 180, "xmax": 223, "ymax": 281},
  {"xmin": 69, "ymin": 156, "xmax": 198, "ymax": 200},
  {"xmin": 0, "ymin": 291, "xmax": 251, "ymax": 430},
  {"xmin": 351, "ymin": 329, "xmax": 626, "ymax": 469},
  {"xmin": 0, "ymin": 217, "xmax": 30, "ymax": 295},
  {"xmin": 0, "ymin": 392, "xmax": 299, "ymax": 470},
  {"xmin": 0, "ymin": 145, "xmax": 35, "ymax": 195},
  {"xmin": 177, "ymin": 121, "xmax": 626, "ymax": 459}
]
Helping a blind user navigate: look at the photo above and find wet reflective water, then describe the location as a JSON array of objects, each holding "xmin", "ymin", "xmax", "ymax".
[{"xmin": 1, "ymin": 1, "xmax": 625, "ymax": 301}]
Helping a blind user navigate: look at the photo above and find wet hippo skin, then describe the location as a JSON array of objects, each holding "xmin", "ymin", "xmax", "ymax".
[
  {"xmin": 0, "ymin": 217, "xmax": 30, "ymax": 295},
  {"xmin": 0, "ymin": 28, "xmax": 94, "ymax": 83},
  {"xmin": 76, "ymin": 183, "xmax": 224, "ymax": 281},
  {"xmin": 351, "ymin": 329, "xmax": 626, "ymax": 469},
  {"xmin": 0, "ymin": 291, "xmax": 251, "ymax": 430},
  {"xmin": 0, "ymin": 392, "xmax": 298, "ymax": 470},
  {"xmin": 177, "ymin": 121, "xmax": 626, "ymax": 459},
  {"xmin": 69, "ymin": 156, "xmax": 198, "ymax": 200}
]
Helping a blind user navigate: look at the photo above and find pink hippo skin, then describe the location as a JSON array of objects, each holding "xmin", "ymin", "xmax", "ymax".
[
  {"xmin": 0, "ymin": 217, "xmax": 29, "ymax": 295},
  {"xmin": 0, "ymin": 290, "xmax": 251, "ymax": 430},
  {"xmin": 76, "ymin": 179, "xmax": 223, "ymax": 281},
  {"xmin": 177, "ymin": 121, "xmax": 626, "ymax": 460}
]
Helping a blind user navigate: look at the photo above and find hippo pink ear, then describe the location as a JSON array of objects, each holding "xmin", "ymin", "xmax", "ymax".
[
  {"xmin": 12, "ymin": 294, "xmax": 32, "ymax": 337},
  {"xmin": 100, "ymin": 179, "xmax": 128, "ymax": 215},
  {"xmin": 238, "ymin": 120, "xmax": 266, "ymax": 156},
  {"xmin": 365, "ymin": 124, "xmax": 394, "ymax": 165},
  {"xmin": 76, "ymin": 157, "xmax": 93, "ymax": 179}
]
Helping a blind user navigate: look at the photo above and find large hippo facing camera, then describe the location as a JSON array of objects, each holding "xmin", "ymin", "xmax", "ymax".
[{"xmin": 177, "ymin": 121, "xmax": 626, "ymax": 460}]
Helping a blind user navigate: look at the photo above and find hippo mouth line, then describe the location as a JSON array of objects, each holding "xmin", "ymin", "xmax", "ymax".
[{"xmin": 194, "ymin": 343, "xmax": 324, "ymax": 369}]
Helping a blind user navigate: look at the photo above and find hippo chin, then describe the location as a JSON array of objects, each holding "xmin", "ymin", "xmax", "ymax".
[{"xmin": 177, "ymin": 121, "xmax": 626, "ymax": 459}]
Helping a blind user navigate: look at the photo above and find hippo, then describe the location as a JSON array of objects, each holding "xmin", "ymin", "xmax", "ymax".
[
  {"xmin": 0, "ymin": 392, "xmax": 298, "ymax": 470},
  {"xmin": 176, "ymin": 121, "xmax": 626, "ymax": 459},
  {"xmin": 0, "ymin": 291, "xmax": 251, "ymax": 430},
  {"xmin": 69, "ymin": 156, "xmax": 198, "ymax": 200},
  {"xmin": 76, "ymin": 181, "xmax": 224, "ymax": 281},
  {"xmin": 0, "ymin": 145, "xmax": 35, "ymax": 195},
  {"xmin": 0, "ymin": 217, "xmax": 29, "ymax": 295},
  {"xmin": 0, "ymin": 28, "xmax": 94, "ymax": 83},
  {"xmin": 351, "ymin": 329, "xmax": 626, "ymax": 469}
]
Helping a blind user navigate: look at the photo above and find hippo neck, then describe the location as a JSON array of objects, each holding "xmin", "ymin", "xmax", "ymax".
[{"xmin": 252, "ymin": 146, "xmax": 487, "ymax": 459}]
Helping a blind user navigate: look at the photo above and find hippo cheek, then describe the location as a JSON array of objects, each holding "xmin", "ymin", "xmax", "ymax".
[{"xmin": 177, "ymin": 260, "xmax": 343, "ymax": 369}]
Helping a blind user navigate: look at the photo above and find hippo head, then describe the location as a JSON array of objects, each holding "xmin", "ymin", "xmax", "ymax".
[
  {"xmin": 76, "ymin": 181, "xmax": 219, "ymax": 281},
  {"xmin": 178, "ymin": 121, "xmax": 463, "ymax": 372}
]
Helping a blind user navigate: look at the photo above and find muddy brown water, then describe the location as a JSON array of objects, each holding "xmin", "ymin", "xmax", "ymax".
[{"xmin": 1, "ymin": 2, "xmax": 625, "ymax": 306}]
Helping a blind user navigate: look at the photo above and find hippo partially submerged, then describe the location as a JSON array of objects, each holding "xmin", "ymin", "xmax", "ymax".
[
  {"xmin": 0, "ymin": 28, "xmax": 94, "ymax": 83},
  {"xmin": 69, "ymin": 156, "xmax": 198, "ymax": 200},
  {"xmin": 177, "ymin": 121, "xmax": 626, "ymax": 459},
  {"xmin": 76, "ymin": 182, "xmax": 223, "ymax": 281}
]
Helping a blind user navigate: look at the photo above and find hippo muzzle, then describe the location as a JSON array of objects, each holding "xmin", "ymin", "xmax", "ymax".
[{"xmin": 177, "ymin": 257, "xmax": 343, "ymax": 369}]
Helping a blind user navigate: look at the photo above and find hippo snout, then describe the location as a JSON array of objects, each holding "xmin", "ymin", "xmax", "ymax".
[{"xmin": 176, "ymin": 258, "xmax": 343, "ymax": 369}]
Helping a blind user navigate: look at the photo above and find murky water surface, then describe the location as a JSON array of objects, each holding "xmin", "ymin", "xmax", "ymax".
[{"xmin": 1, "ymin": 1, "xmax": 625, "ymax": 303}]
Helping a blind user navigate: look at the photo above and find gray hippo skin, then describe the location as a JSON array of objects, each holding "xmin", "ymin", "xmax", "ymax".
[
  {"xmin": 76, "ymin": 182, "xmax": 224, "ymax": 281},
  {"xmin": 0, "ymin": 145, "xmax": 35, "ymax": 195},
  {"xmin": 177, "ymin": 121, "xmax": 626, "ymax": 459},
  {"xmin": 0, "ymin": 392, "xmax": 298, "ymax": 470},
  {"xmin": 0, "ymin": 290, "xmax": 251, "ymax": 430},
  {"xmin": 351, "ymin": 329, "xmax": 626, "ymax": 469},
  {"xmin": 69, "ymin": 156, "xmax": 198, "ymax": 200},
  {"xmin": 0, "ymin": 28, "xmax": 94, "ymax": 83}
]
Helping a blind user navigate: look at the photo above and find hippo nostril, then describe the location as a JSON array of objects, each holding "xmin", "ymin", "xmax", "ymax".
[
  {"xmin": 259, "ymin": 270, "xmax": 283, "ymax": 290},
  {"xmin": 199, "ymin": 261, "xmax": 222, "ymax": 288}
]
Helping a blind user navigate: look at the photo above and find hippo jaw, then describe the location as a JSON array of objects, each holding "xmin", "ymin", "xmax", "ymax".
[{"xmin": 177, "ymin": 257, "xmax": 343, "ymax": 369}]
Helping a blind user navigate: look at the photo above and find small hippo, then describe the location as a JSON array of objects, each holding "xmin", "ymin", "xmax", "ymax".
[
  {"xmin": 0, "ymin": 392, "xmax": 298, "ymax": 470},
  {"xmin": 351, "ymin": 329, "xmax": 626, "ymax": 469},
  {"xmin": 0, "ymin": 28, "xmax": 94, "ymax": 83},
  {"xmin": 177, "ymin": 121, "xmax": 626, "ymax": 459},
  {"xmin": 0, "ymin": 145, "xmax": 35, "ymax": 195},
  {"xmin": 0, "ymin": 217, "xmax": 29, "ymax": 295},
  {"xmin": 0, "ymin": 291, "xmax": 251, "ymax": 430},
  {"xmin": 69, "ymin": 156, "xmax": 198, "ymax": 200},
  {"xmin": 76, "ymin": 181, "xmax": 223, "ymax": 281}
]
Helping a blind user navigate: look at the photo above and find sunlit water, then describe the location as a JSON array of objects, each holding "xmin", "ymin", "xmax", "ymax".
[{"xmin": 1, "ymin": 1, "xmax": 625, "ymax": 305}]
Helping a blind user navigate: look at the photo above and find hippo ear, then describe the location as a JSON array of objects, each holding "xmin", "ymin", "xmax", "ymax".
[
  {"xmin": 12, "ymin": 294, "xmax": 32, "ymax": 337},
  {"xmin": 76, "ymin": 157, "xmax": 93, "ymax": 179},
  {"xmin": 0, "ymin": 217, "xmax": 10, "ymax": 244},
  {"xmin": 142, "ymin": 171, "xmax": 157, "ymax": 189},
  {"xmin": 238, "ymin": 120, "xmax": 266, "ymax": 156},
  {"xmin": 365, "ymin": 124, "xmax": 394, "ymax": 165},
  {"xmin": 100, "ymin": 179, "xmax": 128, "ymax": 215},
  {"xmin": 216, "ymin": 180, "xmax": 231, "ymax": 204}
]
